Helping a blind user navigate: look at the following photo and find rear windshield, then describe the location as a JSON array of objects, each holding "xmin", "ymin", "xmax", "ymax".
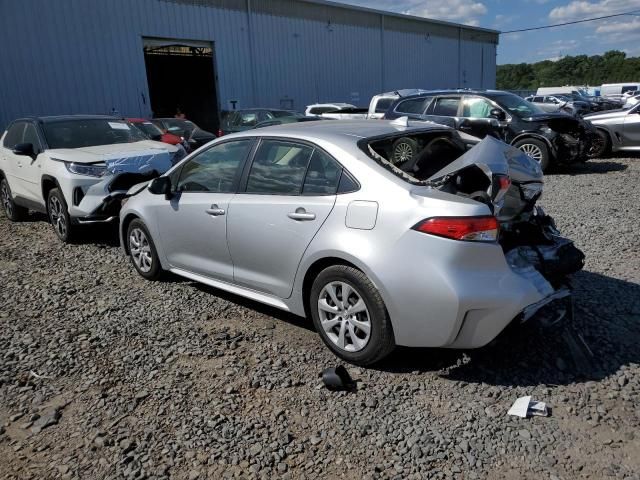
[
  {"xmin": 375, "ymin": 98, "xmax": 394, "ymax": 113},
  {"xmin": 359, "ymin": 130, "xmax": 468, "ymax": 185},
  {"xmin": 42, "ymin": 119, "xmax": 147, "ymax": 149},
  {"xmin": 162, "ymin": 119, "xmax": 196, "ymax": 135}
]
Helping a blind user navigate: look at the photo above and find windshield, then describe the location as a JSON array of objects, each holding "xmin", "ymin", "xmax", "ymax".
[
  {"xmin": 132, "ymin": 121, "xmax": 164, "ymax": 139},
  {"xmin": 42, "ymin": 119, "xmax": 148, "ymax": 149},
  {"xmin": 494, "ymin": 94, "xmax": 545, "ymax": 117}
]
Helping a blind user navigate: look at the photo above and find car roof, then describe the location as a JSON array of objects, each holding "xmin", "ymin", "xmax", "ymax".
[
  {"xmin": 392, "ymin": 89, "xmax": 512, "ymax": 101},
  {"xmin": 231, "ymin": 119, "xmax": 451, "ymax": 143}
]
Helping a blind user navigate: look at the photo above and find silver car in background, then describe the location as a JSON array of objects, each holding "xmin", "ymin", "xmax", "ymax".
[
  {"xmin": 119, "ymin": 120, "xmax": 583, "ymax": 365},
  {"xmin": 585, "ymin": 102, "xmax": 640, "ymax": 157}
]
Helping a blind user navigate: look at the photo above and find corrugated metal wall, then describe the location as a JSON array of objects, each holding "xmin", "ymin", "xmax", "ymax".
[{"xmin": 0, "ymin": 0, "xmax": 498, "ymax": 130}]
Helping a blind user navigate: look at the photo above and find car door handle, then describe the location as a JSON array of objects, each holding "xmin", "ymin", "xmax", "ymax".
[
  {"xmin": 205, "ymin": 204, "xmax": 225, "ymax": 216},
  {"xmin": 288, "ymin": 209, "xmax": 316, "ymax": 221}
]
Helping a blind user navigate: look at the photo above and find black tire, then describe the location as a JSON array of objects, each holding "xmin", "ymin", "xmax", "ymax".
[
  {"xmin": 126, "ymin": 219, "xmax": 163, "ymax": 280},
  {"xmin": 47, "ymin": 187, "xmax": 76, "ymax": 243},
  {"xmin": 513, "ymin": 138, "xmax": 550, "ymax": 172},
  {"xmin": 310, "ymin": 265, "xmax": 395, "ymax": 366},
  {"xmin": 0, "ymin": 178, "xmax": 27, "ymax": 221},
  {"xmin": 587, "ymin": 129, "xmax": 610, "ymax": 159},
  {"xmin": 391, "ymin": 137, "xmax": 420, "ymax": 166}
]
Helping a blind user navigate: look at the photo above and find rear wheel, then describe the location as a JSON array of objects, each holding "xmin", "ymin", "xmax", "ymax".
[
  {"xmin": 514, "ymin": 138, "xmax": 550, "ymax": 172},
  {"xmin": 0, "ymin": 178, "xmax": 27, "ymax": 221},
  {"xmin": 310, "ymin": 265, "xmax": 395, "ymax": 365},
  {"xmin": 47, "ymin": 188, "xmax": 76, "ymax": 243}
]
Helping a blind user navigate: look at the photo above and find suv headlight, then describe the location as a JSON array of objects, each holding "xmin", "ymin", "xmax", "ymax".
[{"xmin": 64, "ymin": 162, "xmax": 107, "ymax": 177}]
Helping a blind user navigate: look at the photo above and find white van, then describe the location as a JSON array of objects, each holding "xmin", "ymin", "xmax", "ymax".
[
  {"xmin": 536, "ymin": 86, "xmax": 584, "ymax": 96},
  {"xmin": 600, "ymin": 83, "xmax": 640, "ymax": 97}
]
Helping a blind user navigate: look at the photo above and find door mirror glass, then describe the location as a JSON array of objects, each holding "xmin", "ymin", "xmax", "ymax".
[
  {"xmin": 489, "ymin": 108, "xmax": 506, "ymax": 120},
  {"xmin": 149, "ymin": 176, "xmax": 172, "ymax": 197},
  {"xmin": 12, "ymin": 142, "xmax": 35, "ymax": 158}
]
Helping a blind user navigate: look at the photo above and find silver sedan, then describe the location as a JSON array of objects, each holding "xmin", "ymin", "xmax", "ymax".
[{"xmin": 119, "ymin": 120, "xmax": 583, "ymax": 365}]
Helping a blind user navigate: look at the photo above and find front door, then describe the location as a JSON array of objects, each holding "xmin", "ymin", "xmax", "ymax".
[
  {"xmin": 623, "ymin": 106, "xmax": 640, "ymax": 148},
  {"xmin": 457, "ymin": 96, "xmax": 504, "ymax": 140},
  {"xmin": 155, "ymin": 139, "xmax": 253, "ymax": 281},
  {"xmin": 227, "ymin": 139, "xmax": 342, "ymax": 298}
]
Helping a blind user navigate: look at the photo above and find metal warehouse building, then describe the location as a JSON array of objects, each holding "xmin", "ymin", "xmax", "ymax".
[{"xmin": 0, "ymin": 0, "xmax": 499, "ymax": 132}]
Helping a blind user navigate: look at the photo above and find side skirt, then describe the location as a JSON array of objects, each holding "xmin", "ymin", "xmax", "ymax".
[{"xmin": 169, "ymin": 267, "xmax": 291, "ymax": 312}]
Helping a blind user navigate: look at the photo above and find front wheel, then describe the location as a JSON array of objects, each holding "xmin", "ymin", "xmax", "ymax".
[
  {"xmin": 127, "ymin": 219, "xmax": 163, "ymax": 280},
  {"xmin": 513, "ymin": 138, "xmax": 550, "ymax": 172},
  {"xmin": 1, "ymin": 178, "xmax": 27, "ymax": 221},
  {"xmin": 47, "ymin": 188, "xmax": 76, "ymax": 243},
  {"xmin": 587, "ymin": 129, "xmax": 610, "ymax": 159},
  {"xmin": 310, "ymin": 265, "xmax": 395, "ymax": 365}
]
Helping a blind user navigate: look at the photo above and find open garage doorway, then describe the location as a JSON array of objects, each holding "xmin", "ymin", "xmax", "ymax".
[{"xmin": 143, "ymin": 38, "xmax": 219, "ymax": 132}]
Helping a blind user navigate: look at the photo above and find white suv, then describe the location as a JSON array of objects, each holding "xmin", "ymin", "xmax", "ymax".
[{"xmin": 0, "ymin": 115, "xmax": 185, "ymax": 242}]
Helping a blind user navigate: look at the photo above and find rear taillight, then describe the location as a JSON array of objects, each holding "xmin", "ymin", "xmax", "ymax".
[
  {"xmin": 412, "ymin": 216, "xmax": 499, "ymax": 242},
  {"xmin": 217, "ymin": 129, "xmax": 224, "ymax": 137}
]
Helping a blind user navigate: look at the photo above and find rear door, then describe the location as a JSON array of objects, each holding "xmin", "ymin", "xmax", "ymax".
[
  {"xmin": 1, "ymin": 121, "xmax": 45, "ymax": 203},
  {"xmin": 422, "ymin": 96, "xmax": 461, "ymax": 128},
  {"xmin": 155, "ymin": 138, "xmax": 253, "ymax": 281},
  {"xmin": 227, "ymin": 138, "xmax": 342, "ymax": 298}
]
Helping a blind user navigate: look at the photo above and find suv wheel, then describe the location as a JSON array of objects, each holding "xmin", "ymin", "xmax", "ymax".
[
  {"xmin": 392, "ymin": 137, "xmax": 419, "ymax": 166},
  {"xmin": 47, "ymin": 188, "xmax": 76, "ymax": 243},
  {"xmin": 310, "ymin": 265, "xmax": 395, "ymax": 365},
  {"xmin": 1, "ymin": 178, "xmax": 27, "ymax": 221},
  {"xmin": 127, "ymin": 219, "xmax": 163, "ymax": 280},
  {"xmin": 514, "ymin": 138, "xmax": 550, "ymax": 171}
]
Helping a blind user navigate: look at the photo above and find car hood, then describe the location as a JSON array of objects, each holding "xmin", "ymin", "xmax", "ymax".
[
  {"xmin": 48, "ymin": 140, "xmax": 179, "ymax": 175},
  {"xmin": 47, "ymin": 140, "xmax": 178, "ymax": 163},
  {"xmin": 583, "ymin": 109, "xmax": 628, "ymax": 121}
]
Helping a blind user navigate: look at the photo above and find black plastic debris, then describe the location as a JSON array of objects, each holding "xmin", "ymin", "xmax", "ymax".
[{"xmin": 320, "ymin": 366, "xmax": 356, "ymax": 392}]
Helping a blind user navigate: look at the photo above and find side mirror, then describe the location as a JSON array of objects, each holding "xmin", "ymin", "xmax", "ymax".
[
  {"xmin": 13, "ymin": 142, "xmax": 36, "ymax": 158},
  {"xmin": 489, "ymin": 108, "xmax": 506, "ymax": 121},
  {"xmin": 148, "ymin": 176, "xmax": 172, "ymax": 199}
]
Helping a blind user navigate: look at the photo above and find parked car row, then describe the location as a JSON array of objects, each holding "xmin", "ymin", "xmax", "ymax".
[{"xmin": 0, "ymin": 114, "xmax": 584, "ymax": 365}]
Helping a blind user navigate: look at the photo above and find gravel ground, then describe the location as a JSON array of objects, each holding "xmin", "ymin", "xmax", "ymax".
[{"xmin": 1, "ymin": 155, "xmax": 639, "ymax": 480}]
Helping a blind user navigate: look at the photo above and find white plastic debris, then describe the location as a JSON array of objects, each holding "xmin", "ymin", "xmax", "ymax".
[{"xmin": 507, "ymin": 396, "xmax": 549, "ymax": 418}]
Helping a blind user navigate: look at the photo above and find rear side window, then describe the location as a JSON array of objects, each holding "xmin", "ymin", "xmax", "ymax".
[
  {"xmin": 395, "ymin": 98, "xmax": 430, "ymax": 115},
  {"xmin": 177, "ymin": 139, "xmax": 252, "ymax": 193},
  {"xmin": 3, "ymin": 122, "xmax": 26, "ymax": 149},
  {"xmin": 246, "ymin": 140, "xmax": 314, "ymax": 195},
  {"xmin": 302, "ymin": 149, "xmax": 342, "ymax": 195},
  {"xmin": 431, "ymin": 97, "xmax": 460, "ymax": 116}
]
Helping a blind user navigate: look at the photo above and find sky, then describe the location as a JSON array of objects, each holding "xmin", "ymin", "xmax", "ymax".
[{"xmin": 332, "ymin": 0, "xmax": 640, "ymax": 64}]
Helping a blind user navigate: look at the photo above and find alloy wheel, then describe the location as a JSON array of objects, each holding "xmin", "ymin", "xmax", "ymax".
[
  {"xmin": 519, "ymin": 143, "xmax": 543, "ymax": 163},
  {"xmin": 129, "ymin": 228, "xmax": 153, "ymax": 273},
  {"xmin": 1, "ymin": 182, "xmax": 13, "ymax": 217},
  {"xmin": 393, "ymin": 142, "xmax": 414, "ymax": 164},
  {"xmin": 48, "ymin": 196, "xmax": 67, "ymax": 238},
  {"xmin": 317, "ymin": 281, "xmax": 371, "ymax": 352}
]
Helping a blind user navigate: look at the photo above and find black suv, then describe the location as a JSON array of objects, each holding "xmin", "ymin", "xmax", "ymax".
[{"xmin": 384, "ymin": 89, "xmax": 596, "ymax": 171}]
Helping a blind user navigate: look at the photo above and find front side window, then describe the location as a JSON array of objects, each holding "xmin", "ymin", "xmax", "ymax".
[
  {"xmin": 462, "ymin": 97, "xmax": 495, "ymax": 118},
  {"xmin": 177, "ymin": 139, "xmax": 252, "ymax": 193},
  {"xmin": 246, "ymin": 140, "xmax": 314, "ymax": 195},
  {"xmin": 42, "ymin": 119, "xmax": 147, "ymax": 149},
  {"xmin": 431, "ymin": 97, "xmax": 461, "ymax": 116},
  {"xmin": 3, "ymin": 122, "xmax": 26, "ymax": 149},
  {"xmin": 396, "ymin": 98, "xmax": 430, "ymax": 115},
  {"xmin": 22, "ymin": 124, "xmax": 43, "ymax": 152}
]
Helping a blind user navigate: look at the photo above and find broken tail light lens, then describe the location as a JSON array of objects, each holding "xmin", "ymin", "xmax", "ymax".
[
  {"xmin": 492, "ymin": 174, "xmax": 511, "ymax": 204},
  {"xmin": 412, "ymin": 216, "xmax": 499, "ymax": 242}
]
